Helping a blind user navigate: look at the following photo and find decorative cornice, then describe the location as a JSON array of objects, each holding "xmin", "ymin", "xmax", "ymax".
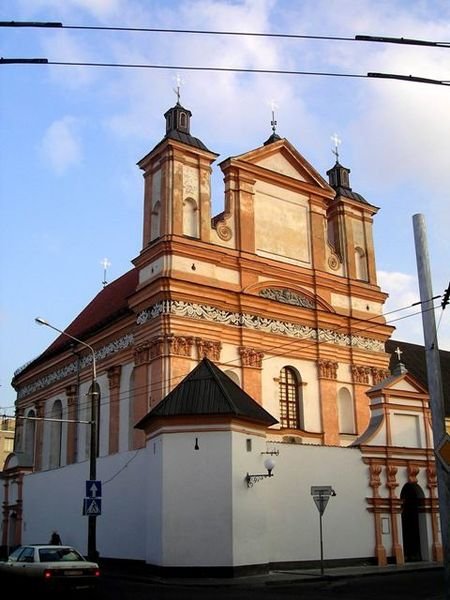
[
  {"xmin": 137, "ymin": 300, "xmax": 385, "ymax": 352},
  {"xmin": 17, "ymin": 334, "xmax": 134, "ymax": 400}
]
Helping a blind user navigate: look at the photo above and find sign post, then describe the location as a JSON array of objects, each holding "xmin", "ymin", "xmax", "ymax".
[
  {"xmin": 83, "ymin": 480, "xmax": 102, "ymax": 517},
  {"xmin": 311, "ymin": 486, "xmax": 336, "ymax": 575}
]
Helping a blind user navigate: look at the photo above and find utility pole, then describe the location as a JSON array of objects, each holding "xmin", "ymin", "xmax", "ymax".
[{"xmin": 413, "ymin": 214, "xmax": 449, "ymax": 599}]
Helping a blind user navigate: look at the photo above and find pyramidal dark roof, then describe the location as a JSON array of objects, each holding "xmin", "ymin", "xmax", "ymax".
[
  {"xmin": 136, "ymin": 358, "xmax": 278, "ymax": 428},
  {"xmin": 385, "ymin": 339, "xmax": 450, "ymax": 416}
]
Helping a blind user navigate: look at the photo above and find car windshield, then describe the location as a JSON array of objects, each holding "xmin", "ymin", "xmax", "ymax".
[
  {"xmin": 39, "ymin": 548, "xmax": 85, "ymax": 562},
  {"xmin": 8, "ymin": 547, "xmax": 24, "ymax": 561}
]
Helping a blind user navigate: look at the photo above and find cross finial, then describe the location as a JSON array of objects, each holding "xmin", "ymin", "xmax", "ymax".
[
  {"xmin": 101, "ymin": 258, "xmax": 111, "ymax": 288},
  {"xmin": 270, "ymin": 99, "xmax": 278, "ymax": 134},
  {"xmin": 173, "ymin": 73, "xmax": 184, "ymax": 103},
  {"xmin": 394, "ymin": 346, "xmax": 403, "ymax": 362},
  {"xmin": 331, "ymin": 133, "xmax": 341, "ymax": 162}
]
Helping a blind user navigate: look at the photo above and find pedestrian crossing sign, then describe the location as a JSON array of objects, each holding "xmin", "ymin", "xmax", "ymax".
[{"xmin": 83, "ymin": 498, "xmax": 102, "ymax": 516}]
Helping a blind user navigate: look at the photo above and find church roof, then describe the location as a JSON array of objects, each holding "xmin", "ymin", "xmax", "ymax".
[
  {"xmin": 136, "ymin": 357, "xmax": 278, "ymax": 428},
  {"xmin": 13, "ymin": 268, "xmax": 138, "ymax": 380},
  {"xmin": 386, "ymin": 339, "xmax": 450, "ymax": 416}
]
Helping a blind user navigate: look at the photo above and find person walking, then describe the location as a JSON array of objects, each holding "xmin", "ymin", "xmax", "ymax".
[{"xmin": 50, "ymin": 531, "xmax": 62, "ymax": 545}]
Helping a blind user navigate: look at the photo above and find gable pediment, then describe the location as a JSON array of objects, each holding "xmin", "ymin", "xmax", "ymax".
[
  {"xmin": 368, "ymin": 371, "xmax": 428, "ymax": 396},
  {"xmin": 227, "ymin": 138, "xmax": 334, "ymax": 193}
]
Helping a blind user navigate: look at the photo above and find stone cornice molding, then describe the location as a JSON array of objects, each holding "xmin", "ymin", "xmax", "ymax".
[
  {"xmin": 17, "ymin": 334, "xmax": 134, "ymax": 400},
  {"xmin": 137, "ymin": 300, "xmax": 384, "ymax": 353}
]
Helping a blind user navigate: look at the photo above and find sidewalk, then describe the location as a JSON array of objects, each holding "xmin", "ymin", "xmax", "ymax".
[{"xmin": 102, "ymin": 560, "xmax": 441, "ymax": 588}]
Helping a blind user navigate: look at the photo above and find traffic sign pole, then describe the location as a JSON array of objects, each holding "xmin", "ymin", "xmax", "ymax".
[
  {"xmin": 311, "ymin": 486, "xmax": 336, "ymax": 576},
  {"xmin": 319, "ymin": 509, "xmax": 324, "ymax": 576}
]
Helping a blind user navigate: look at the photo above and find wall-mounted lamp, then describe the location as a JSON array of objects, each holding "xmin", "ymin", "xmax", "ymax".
[
  {"xmin": 246, "ymin": 458, "xmax": 276, "ymax": 487},
  {"xmin": 194, "ymin": 437, "xmax": 199, "ymax": 450}
]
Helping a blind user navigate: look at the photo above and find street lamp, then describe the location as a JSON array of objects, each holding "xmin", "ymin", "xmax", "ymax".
[{"xmin": 35, "ymin": 317, "xmax": 99, "ymax": 561}]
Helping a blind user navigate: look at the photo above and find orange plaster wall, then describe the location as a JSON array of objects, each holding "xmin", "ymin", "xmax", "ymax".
[
  {"xmin": 132, "ymin": 362, "xmax": 150, "ymax": 449},
  {"xmin": 354, "ymin": 384, "xmax": 371, "ymax": 434},
  {"xmin": 318, "ymin": 378, "xmax": 339, "ymax": 445},
  {"xmin": 241, "ymin": 367, "xmax": 262, "ymax": 405}
]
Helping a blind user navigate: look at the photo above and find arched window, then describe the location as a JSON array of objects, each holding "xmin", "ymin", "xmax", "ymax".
[
  {"xmin": 279, "ymin": 367, "xmax": 302, "ymax": 429},
  {"xmin": 49, "ymin": 399, "xmax": 63, "ymax": 468},
  {"xmin": 183, "ymin": 197, "xmax": 199, "ymax": 238},
  {"xmin": 224, "ymin": 370, "xmax": 240, "ymax": 386},
  {"xmin": 355, "ymin": 246, "xmax": 368, "ymax": 281},
  {"xmin": 337, "ymin": 387, "xmax": 355, "ymax": 434},
  {"xmin": 151, "ymin": 201, "xmax": 161, "ymax": 241},
  {"xmin": 24, "ymin": 408, "xmax": 36, "ymax": 465}
]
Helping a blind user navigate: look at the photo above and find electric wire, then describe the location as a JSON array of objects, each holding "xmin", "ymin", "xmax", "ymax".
[
  {"xmin": 1, "ymin": 21, "xmax": 449, "ymax": 48},
  {"xmin": 2, "ymin": 58, "xmax": 449, "ymax": 87},
  {"xmin": 12, "ymin": 296, "xmax": 443, "ymax": 418}
]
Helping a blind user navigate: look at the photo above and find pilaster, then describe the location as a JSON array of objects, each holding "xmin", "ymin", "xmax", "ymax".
[
  {"xmin": 317, "ymin": 360, "xmax": 339, "ymax": 444},
  {"xmin": 107, "ymin": 365, "xmax": 122, "ymax": 455},
  {"xmin": 66, "ymin": 384, "xmax": 78, "ymax": 465},
  {"xmin": 239, "ymin": 347, "xmax": 264, "ymax": 404}
]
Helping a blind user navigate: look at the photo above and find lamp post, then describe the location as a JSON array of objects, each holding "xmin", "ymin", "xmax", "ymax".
[{"xmin": 35, "ymin": 317, "xmax": 99, "ymax": 561}]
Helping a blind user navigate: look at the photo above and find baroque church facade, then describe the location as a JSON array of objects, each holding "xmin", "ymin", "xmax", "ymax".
[{"xmin": 1, "ymin": 100, "xmax": 443, "ymax": 572}]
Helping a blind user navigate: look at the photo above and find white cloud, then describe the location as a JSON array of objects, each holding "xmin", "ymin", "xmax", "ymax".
[
  {"xmin": 16, "ymin": 0, "xmax": 123, "ymax": 20},
  {"xmin": 40, "ymin": 117, "xmax": 83, "ymax": 174},
  {"xmin": 377, "ymin": 270, "xmax": 450, "ymax": 350}
]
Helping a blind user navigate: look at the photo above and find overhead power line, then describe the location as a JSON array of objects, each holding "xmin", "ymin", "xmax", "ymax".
[
  {"xmin": 1, "ymin": 58, "xmax": 448, "ymax": 87},
  {"xmin": 1, "ymin": 21, "xmax": 449, "ymax": 48}
]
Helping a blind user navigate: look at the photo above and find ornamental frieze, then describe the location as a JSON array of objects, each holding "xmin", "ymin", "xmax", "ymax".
[
  {"xmin": 136, "ymin": 301, "xmax": 385, "ymax": 353},
  {"xmin": 17, "ymin": 333, "xmax": 134, "ymax": 400},
  {"xmin": 259, "ymin": 288, "xmax": 315, "ymax": 308}
]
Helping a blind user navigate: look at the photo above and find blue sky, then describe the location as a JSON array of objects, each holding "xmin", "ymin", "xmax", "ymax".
[{"xmin": 1, "ymin": 0, "xmax": 449, "ymax": 413}]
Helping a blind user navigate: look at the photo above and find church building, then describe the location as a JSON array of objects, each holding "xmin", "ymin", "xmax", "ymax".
[{"xmin": 1, "ymin": 98, "xmax": 444, "ymax": 573}]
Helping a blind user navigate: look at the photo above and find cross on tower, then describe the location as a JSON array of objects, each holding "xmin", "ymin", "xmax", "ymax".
[
  {"xmin": 173, "ymin": 73, "xmax": 184, "ymax": 103},
  {"xmin": 270, "ymin": 99, "xmax": 278, "ymax": 134},
  {"xmin": 394, "ymin": 346, "xmax": 403, "ymax": 362},
  {"xmin": 331, "ymin": 133, "xmax": 341, "ymax": 162},
  {"xmin": 101, "ymin": 258, "xmax": 111, "ymax": 288}
]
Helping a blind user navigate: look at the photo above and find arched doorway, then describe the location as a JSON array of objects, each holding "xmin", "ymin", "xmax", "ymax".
[{"xmin": 401, "ymin": 483, "xmax": 423, "ymax": 562}]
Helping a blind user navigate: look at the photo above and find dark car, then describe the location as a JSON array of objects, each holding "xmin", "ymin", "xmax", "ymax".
[{"xmin": 0, "ymin": 544, "xmax": 100, "ymax": 591}]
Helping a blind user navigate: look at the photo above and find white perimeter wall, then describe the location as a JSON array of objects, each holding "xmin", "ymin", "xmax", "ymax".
[
  {"xmin": 22, "ymin": 449, "xmax": 147, "ymax": 560},
  {"xmin": 20, "ymin": 433, "xmax": 374, "ymax": 567},
  {"xmin": 264, "ymin": 443, "xmax": 374, "ymax": 563}
]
